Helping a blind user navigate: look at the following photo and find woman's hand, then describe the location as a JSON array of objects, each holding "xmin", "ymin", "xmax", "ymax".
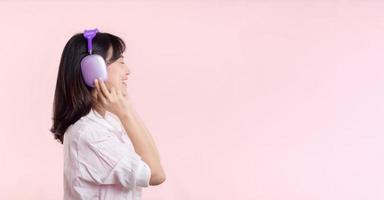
[{"xmin": 93, "ymin": 78, "xmax": 135, "ymax": 119}]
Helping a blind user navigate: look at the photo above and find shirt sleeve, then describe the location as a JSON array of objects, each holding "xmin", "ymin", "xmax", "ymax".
[{"xmin": 77, "ymin": 130, "xmax": 151, "ymax": 188}]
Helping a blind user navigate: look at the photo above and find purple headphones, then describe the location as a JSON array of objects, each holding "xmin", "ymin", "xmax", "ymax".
[{"xmin": 80, "ymin": 28, "xmax": 108, "ymax": 88}]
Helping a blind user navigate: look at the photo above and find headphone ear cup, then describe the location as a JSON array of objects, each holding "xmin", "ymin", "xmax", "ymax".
[{"xmin": 80, "ymin": 54, "xmax": 108, "ymax": 87}]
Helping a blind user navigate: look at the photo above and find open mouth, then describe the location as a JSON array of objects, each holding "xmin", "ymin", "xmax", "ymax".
[
  {"xmin": 122, "ymin": 75, "xmax": 129, "ymax": 86},
  {"xmin": 122, "ymin": 79, "xmax": 128, "ymax": 86}
]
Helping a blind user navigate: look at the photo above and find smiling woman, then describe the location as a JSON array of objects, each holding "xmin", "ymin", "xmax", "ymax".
[{"xmin": 50, "ymin": 30, "xmax": 166, "ymax": 200}]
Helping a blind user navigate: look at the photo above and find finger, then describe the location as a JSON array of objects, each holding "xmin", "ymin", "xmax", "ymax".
[
  {"xmin": 92, "ymin": 80, "xmax": 98, "ymax": 99},
  {"xmin": 96, "ymin": 79, "xmax": 108, "ymax": 100},
  {"xmin": 111, "ymin": 87, "xmax": 117, "ymax": 97},
  {"xmin": 98, "ymin": 78, "xmax": 111, "ymax": 100},
  {"xmin": 92, "ymin": 91, "xmax": 98, "ymax": 100},
  {"xmin": 95, "ymin": 79, "xmax": 99, "ymax": 91},
  {"xmin": 95, "ymin": 80, "xmax": 102, "ymax": 97},
  {"xmin": 95, "ymin": 80, "xmax": 108, "ymax": 105}
]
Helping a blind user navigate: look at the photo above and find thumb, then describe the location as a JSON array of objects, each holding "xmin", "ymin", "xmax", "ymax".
[{"xmin": 91, "ymin": 90, "xmax": 98, "ymax": 100}]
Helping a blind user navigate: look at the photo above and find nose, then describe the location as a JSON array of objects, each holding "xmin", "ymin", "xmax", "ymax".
[
  {"xmin": 124, "ymin": 64, "xmax": 131, "ymax": 75},
  {"xmin": 125, "ymin": 67, "xmax": 131, "ymax": 77}
]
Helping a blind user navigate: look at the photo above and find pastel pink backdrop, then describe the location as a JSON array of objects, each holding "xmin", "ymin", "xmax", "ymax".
[{"xmin": 0, "ymin": 1, "xmax": 383, "ymax": 200}]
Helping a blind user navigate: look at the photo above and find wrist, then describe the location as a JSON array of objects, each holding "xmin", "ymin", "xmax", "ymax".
[{"xmin": 117, "ymin": 110, "xmax": 135, "ymax": 121}]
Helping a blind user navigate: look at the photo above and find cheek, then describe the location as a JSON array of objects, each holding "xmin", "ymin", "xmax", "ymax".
[
  {"xmin": 107, "ymin": 79, "xmax": 121, "ymax": 89},
  {"xmin": 107, "ymin": 70, "xmax": 121, "ymax": 85}
]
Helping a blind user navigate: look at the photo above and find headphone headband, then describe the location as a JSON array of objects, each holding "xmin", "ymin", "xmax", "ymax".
[{"xmin": 83, "ymin": 28, "xmax": 99, "ymax": 55}]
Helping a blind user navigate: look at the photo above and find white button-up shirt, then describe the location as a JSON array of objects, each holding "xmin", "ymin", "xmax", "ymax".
[{"xmin": 63, "ymin": 108, "xmax": 151, "ymax": 200}]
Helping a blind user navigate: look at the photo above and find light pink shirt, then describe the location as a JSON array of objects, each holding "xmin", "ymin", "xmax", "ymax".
[{"xmin": 63, "ymin": 108, "xmax": 151, "ymax": 200}]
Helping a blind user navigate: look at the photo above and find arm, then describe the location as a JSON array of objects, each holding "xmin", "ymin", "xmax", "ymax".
[
  {"xmin": 93, "ymin": 79, "xmax": 166, "ymax": 185},
  {"xmin": 130, "ymin": 109, "xmax": 166, "ymax": 184},
  {"xmin": 131, "ymin": 109, "xmax": 161, "ymax": 159},
  {"xmin": 119, "ymin": 112, "xmax": 166, "ymax": 185}
]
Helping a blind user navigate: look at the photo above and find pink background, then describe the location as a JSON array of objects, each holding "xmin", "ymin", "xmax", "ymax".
[{"xmin": 0, "ymin": 1, "xmax": 383, "ymax": 199}]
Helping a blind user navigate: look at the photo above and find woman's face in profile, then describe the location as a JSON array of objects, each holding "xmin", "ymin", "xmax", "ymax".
[{"xmin": 104, "ymin": 46, "xmax": 130, "ymax": 96}]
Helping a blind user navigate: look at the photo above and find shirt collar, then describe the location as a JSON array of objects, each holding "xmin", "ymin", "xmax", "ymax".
[
  {"xmin": 85, "ymin": 108, "xmax": 126, "ymax": 143},
  {"xmin": 86, "ymin": 108, "xmax": 120, "ymax": 132}
]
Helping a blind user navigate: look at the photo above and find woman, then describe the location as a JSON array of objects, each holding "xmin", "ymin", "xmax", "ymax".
[{"xmin": 50, "ymin": 31, "xmax": 166, "ymax": 200}]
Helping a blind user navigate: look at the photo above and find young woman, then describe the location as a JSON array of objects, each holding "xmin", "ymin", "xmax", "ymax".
[{"xmin": 50, "ymin": 31, "xmax": 166, "ymax": 200}]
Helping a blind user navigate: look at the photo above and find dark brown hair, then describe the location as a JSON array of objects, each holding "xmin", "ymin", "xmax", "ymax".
[{"xmin": 50, "ymin": 31, "xmax": 126, "ymax": 144}]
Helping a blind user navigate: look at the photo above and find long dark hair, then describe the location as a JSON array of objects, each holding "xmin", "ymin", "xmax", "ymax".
[{"xmin": 50, "ymin": 31, "xmax": 126, "ymax": 144}]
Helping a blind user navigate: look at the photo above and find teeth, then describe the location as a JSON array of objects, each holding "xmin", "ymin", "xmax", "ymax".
[{"xmin": 122, "ymin": 79, "xmax": 128, "ymax": 85}]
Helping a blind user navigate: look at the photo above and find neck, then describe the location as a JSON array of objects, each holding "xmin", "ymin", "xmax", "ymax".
[{"xmin": 92, "ymin": 105, "xmax": 106, "ymax": 118}]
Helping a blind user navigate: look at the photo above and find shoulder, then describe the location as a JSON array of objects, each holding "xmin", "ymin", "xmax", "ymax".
[{"xmin": 65, "ymin": 116, "xmax": 110, "ymax": 145}]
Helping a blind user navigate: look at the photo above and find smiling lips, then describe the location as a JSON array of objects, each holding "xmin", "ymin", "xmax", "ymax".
[
  {"xmin": 122, "ymin": 72, "xmax": 130, "ymax": 85},
  {"xmin": 122, "ymin": 76, "xmax": 128, "ymax": 85}
]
